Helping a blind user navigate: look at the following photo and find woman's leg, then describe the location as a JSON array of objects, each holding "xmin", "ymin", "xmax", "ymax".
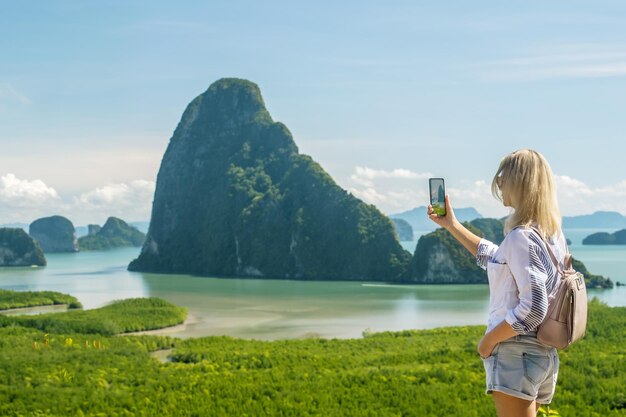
[{"xmin": 492, "ymin": 391, "xmax": 537, "ymax": 417}]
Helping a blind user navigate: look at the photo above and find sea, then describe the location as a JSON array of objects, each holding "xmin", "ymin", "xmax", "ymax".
[{"xmin": 0, "ymin": 227, "xmax": 624, "ymax": 340}]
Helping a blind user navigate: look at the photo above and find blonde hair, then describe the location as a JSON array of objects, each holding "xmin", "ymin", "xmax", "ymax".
[{"xmin": 491, "ymin": 149, "xmax": 562, "ymax": 238}]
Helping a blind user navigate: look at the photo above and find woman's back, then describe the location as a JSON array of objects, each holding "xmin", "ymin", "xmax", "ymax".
[{"xmin": 477, "ymin": 226, "xmax": 567, "ymax": 334}]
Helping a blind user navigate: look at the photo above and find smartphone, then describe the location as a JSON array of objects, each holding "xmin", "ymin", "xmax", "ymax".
[{"xmin": 429, "ymin": 178, "xmax": 446, "ymax": 216}]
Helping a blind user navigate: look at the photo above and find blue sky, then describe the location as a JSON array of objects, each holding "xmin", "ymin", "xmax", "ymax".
[{"xmin": 2, "ymin": 1, "xmax": 626, "ymax": 225}]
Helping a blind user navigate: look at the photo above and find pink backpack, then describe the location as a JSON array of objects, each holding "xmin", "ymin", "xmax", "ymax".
[{"xmin": 531, "ymin": 227, "xmax": 588, "ymax": 349}]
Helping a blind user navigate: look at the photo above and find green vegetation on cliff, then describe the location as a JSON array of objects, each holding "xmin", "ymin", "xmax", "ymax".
[
  {"xmin": 78, "ymin": 217, "xmax": 145, "ymax": 251},
  {"xmin": 0, "ymin": 299, "xmax": 623, "ymax": 416},
  {"xmin": 0, "ymin": 289, "xmax": 81, "ymax": 310},
  {"xmin": 405, "ymin": 218, "xmax": 612, "ymax": 287},
  {"xmin": 0, "ymin": 228, "xmax": 46, "ymax": 266},
  {"xmin": 468, "ymin": 218, "xmax": 505, "ymax": 244},
  {"xmin": 29, "ymin": 215, "xmax": 78, "ymax": 253},
  {"xmin": 129, "ymin": 78, "xmax": 410, "ymax": 281},
  {"xmin": 571, "ymin": 258, "xmax": 614, "ymax": 288},
  {"xmin": 405, "ymin": 220, "xmax": 488, "ymax": 283}
]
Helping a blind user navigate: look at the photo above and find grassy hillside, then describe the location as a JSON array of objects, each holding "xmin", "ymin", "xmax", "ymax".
[{"xmin": 0, "ymin": 298, "xmax": 623, "ymax": 416}]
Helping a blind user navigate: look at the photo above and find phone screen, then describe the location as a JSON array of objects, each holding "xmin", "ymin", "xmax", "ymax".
[{"xmin": 429, "ymin": 178, "xmax": 446, "ymax": 216}]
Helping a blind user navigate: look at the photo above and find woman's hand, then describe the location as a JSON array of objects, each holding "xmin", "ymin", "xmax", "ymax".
[
  {"xmin": 477, "ymin": 335, "xmax": 496, "ymax": 359},
  {"xmin": 478, "ymin": 322, "xmax": 517, "ymax": 359},
  {"xmin": 427, "ymin": 195, "xmax": 458, "ymax": 230},
  {"xmin": 426, "ymin": 194, "xmax": 482, "ymax": 256}
]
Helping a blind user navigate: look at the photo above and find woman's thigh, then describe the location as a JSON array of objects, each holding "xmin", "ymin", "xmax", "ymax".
[{"xmin": 492, "ymin": 391, "xmax": 537, "ymax": 417}]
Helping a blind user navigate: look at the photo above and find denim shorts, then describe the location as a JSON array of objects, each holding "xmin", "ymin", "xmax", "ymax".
[{"xmin": 482, "ymin": 334, "xmax": 559, "ymax": 404}]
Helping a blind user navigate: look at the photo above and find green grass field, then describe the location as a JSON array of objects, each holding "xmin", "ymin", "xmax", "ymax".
[
  {"xmin": 0, "ymin": 297, "xmax": 187, "ymax": 335},
  {"xmin": 0, "ymin": 289, "xmax": 82, "ymax": 310},
  {"xmin": 0, "ymin": 296, "xmax": 623, "ymax": 416}
]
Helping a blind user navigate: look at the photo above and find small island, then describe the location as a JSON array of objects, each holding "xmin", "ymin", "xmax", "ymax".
[
  {"xmin": 29, "ymin": 215, "xmax": 79, "ymax": 253},
  {"xmin": 78, "ymin": 217, "xmax": 146, "ymax": 251},
  {"xmin": 404, "ymin": 218, "xmax": 613, "ymax": 288},
  {"xmin": 582, "ymin": 229, "xmax": 626, "ymax": 245},
  {"xmin": 403, "ymin": 219, "xmax": 501, "ymax": 283},
  {"xmin": 0, "ymin": 228, "xmax": 46, "ymax": 267}
]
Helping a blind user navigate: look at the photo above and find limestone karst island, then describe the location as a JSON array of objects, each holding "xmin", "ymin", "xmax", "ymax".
[{"xmin": 128, "ymin": 78, "xmax": 611, "ymax": 288}]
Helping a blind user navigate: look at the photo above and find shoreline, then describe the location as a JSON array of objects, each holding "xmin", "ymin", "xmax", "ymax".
[
  {"xmin": 118, "ymin": 312, "xmax": 202, "ymax": 337},
  {"xmin": 0, "ymin": 304, "xmax": 70, "ymax": 316}
]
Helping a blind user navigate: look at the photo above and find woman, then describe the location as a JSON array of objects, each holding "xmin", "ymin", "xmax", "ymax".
[{"xmin": 427, "ymin": 149, "xmax": 565, "ymax": 417}]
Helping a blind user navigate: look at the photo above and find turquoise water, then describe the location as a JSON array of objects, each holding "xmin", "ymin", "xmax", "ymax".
[{"xmin": 0, "ymin": 228, "xmax": 623, "ymax": 340}]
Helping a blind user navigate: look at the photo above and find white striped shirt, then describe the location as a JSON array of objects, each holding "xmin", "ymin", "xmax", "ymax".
[{"xmin": 476, "ymin": 226, "xmax": 567, "ymax": 334}]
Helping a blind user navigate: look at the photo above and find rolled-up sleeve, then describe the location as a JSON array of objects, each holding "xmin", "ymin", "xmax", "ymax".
[
  {"xmin": 476, "ymin": 238, "xmax": 499, "ymax": 270},
  {"xmin": 503, "ymin": 229, "xmax": 549, "ymax": 334}
]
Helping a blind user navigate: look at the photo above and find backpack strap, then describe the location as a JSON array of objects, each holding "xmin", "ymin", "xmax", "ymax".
[{"xmin": 529, "ymin": 226, "xmax": 564, "ymax": 275}]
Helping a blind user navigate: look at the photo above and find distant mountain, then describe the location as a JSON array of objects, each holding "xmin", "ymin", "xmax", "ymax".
[
  {"xmin": 0, "ymin": 223, "xmax": 28, "ymax": 232},
  {"xmin": 390, "ymin": 206, "xmax": 482, "ymax": 232},
  {"xmin": 391, "ymin": 218, "xmax": 413, "ymax": 241},
  {"xmin": 563, "ymin": 211, "xmax": 626, "ymax": 229},
  {"xmin": 75, "ymin": 221, "xmax": 149, "ymax": 238}
]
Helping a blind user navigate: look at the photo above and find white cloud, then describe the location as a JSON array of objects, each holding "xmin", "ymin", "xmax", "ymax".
[
  {"xmin": 346, "ymin": 166, "xmax": 450, "ymax": 215},
  {"xmin": 554, "ymin": 175, "xmax": 594, "ymax": 197},
  {"xmin": 482, "ymin": 43, "xmax": 626, "ymax": 82},
  {"xmin": 72, "ymin": 180, "xmax": 155, "ymax": 223},
  {"xmin": 348, "ymin": 186, "xmax": 389, "ymax": 205},
  {"xmin": 595, "ymin": 180, "xmax": 626, "ymax": 197},
  {"xmin": 3, "ymin": 169, "xmax": 626, "ymax": 227},
  {"xmin": 0, "ymin": 174, "xmax": 155, "ymax": 226},
  {"xmin": 352, "ymin": 166, "xmax": 431, "ymax": 181},
  {"xmin": 346, "ymin": 166, "xmax": 505, "ymax": 216},
  {"xmin": 555, "ymin": 175, "xmax": 626, "ymax": 215},
  {"xmin": 350, "ymin": 166, "xmax": 432, "ymax": 188},
  {"xmin": 446, "ymin": 180, "xmax": 507, "ymax": 218},
  {"xmin": 0, "ymin": 173, "xmax": 60, "ymax": 206},
  {"xmin": 343, "ymin": 167, "xmax": 626, "ymax": 218},
  {"xmin": 0, "ymin": 173, "xmax": 64, "ymax": 224}
]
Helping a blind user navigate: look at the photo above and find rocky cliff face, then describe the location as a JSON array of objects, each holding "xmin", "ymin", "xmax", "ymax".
[
  {"xmin": 404, "ymin": 221, "xmax": 487, "ymax": 283},
  {"xmin": 78, "ymin": 217, "xmax": 145, "ymax": 251},
  {"xmin": 128, "ymin": 78, "xmax": 411, "ymax": 280},
  {"xmin": 29, "ymin": 215, "xmax": 78, "ymax": 253},
  {"xmin": 0, "ymin": 228, "xmax": 47, "ymax": 266}
]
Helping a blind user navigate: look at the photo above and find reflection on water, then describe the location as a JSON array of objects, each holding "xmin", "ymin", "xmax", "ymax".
[{"xmin": 0, "ymin": 237, "xmax": 624, "ymax": 340}]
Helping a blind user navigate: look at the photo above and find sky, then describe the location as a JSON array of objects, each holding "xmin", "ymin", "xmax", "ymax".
[{"xmin": 2, "ymin": 1, "xmax": 626, "ymax": 225}]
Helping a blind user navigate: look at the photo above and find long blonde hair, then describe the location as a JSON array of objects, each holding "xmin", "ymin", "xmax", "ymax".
[{"xmin": 491, "ymin": 149, "xmax": 562, "ymax": 238}]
